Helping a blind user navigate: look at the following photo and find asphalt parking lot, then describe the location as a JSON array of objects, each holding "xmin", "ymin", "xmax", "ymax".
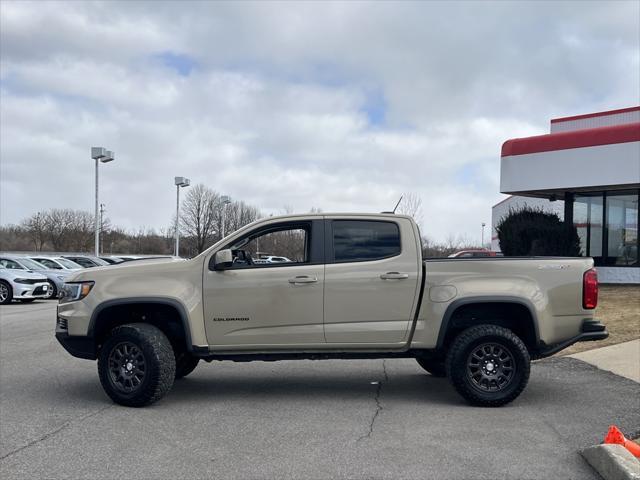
[{"xmin": 1, "ymin": 302, "xmax": 639, "ymax": 479}]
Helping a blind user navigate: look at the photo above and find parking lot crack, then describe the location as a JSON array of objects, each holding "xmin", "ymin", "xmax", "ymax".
[
  {"xmin": 0, "ymin": 405, "xmax": 113, "ymax": 462},
  {"xmin": 357, "ymin": 359, "xmax": 387, "ymax": 442}
]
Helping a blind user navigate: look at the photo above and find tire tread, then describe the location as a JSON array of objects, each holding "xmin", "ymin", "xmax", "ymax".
[
  {"xmin": 98, "ymin": 323, "xmax": 175, "ymax": 407},
  {"xmin": 445, "ymin": 324, "xmax": 530, "ymax": 407}
]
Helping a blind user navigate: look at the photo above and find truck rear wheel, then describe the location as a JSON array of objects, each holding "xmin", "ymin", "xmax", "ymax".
[
  {"xmin": 415, "ymin": 358, "xmax": 446, "ymax": 377},
  {"xmin": 98, "ymin": 323, "xmax": 176, "ymax": 407},
  {"xmin": 445, "ymin": 324, "xmax": 530, "ymax": 407},
  {"xmin": 175, "ymin": 352, "xmax": 199, "ymax": 379}
]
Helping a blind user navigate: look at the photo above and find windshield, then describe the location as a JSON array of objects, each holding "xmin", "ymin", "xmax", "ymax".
[
  {"xmin": 57, "ymin": 258, "xmax": 82, "ymax": 269},
  {"xmin": 17, "ymin": 258, "xmax": 44, "ymax": 270}
]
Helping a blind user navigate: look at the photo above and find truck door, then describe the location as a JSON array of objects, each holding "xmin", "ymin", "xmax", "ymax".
[
  {"xmin": 203, "ymin": 219, "xmax": 325, "ymax": 349},
  {"xmin": 323, "ymin": 217, "xmax": 421, "ymax": 346}
]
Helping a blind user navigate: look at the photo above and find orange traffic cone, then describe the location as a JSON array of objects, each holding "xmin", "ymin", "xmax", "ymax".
[{"xmin": 603, "ymin": 425, "xmax": 640, "ymax": 458}]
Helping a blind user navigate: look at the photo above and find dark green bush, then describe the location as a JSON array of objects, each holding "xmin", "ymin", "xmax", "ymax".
[{"xmin": 496, "ymin": 206, "xmax": 581, "ymax": 256}]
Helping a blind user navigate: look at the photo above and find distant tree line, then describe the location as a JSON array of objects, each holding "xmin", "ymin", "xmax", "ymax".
[
  {"xmin": 0, "ymin": 185, "xmax": 262, "ymax": 257},
  {"xmin": 1, "ymin": 189, "xmax": 484, "ymax": 258}
]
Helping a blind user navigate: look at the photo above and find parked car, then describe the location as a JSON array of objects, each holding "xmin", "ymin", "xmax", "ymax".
[
  {"xmin": 117, "ymin": 256, "xmax": 176, "ymax": 264},
  {"xmin": 257, "ymin": 255, "xmax": 293, "ymax": 263},
  {"xmin": 30, "ymin": 256, "xmax": 84, "ymax": 271},
  {"xmin": 61, "ymin": 255, "xmax": 110, "ymax": 268},
  {"xmin": 0, "ymin": 265, "xmax": 49, "ymax": 304},
  {"xmin": 0, "ymin": 255, "xmax": 70, "ymax": 299},
  {"xmin": 56, "ymin": 212, "xmax": 607, "ymax": 408},
  {"xmin": 99, "ymin": 256, "xmax": 125, "ymax": 265},
  {"xmin": 448, "ymin": 249, "xmax": 499, "ymax": 258}
]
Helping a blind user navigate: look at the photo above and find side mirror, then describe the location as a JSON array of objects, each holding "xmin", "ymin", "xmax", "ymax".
[{"xmin": 212, "ymin": 249, "xmax": 233, "ymax": 270}]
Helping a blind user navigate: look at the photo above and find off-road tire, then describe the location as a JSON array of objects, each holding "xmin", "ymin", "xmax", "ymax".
[
  {"xmin": 175, "ymin": 352, "xmax": 199, "ymax": 379},
  {"xmin": 445, "ymin": 324, "xmax": 530, "ymax": 407},
  {"xmin": 98, "ymin": 323, "xmax": 176, "ymax": 407},
  {"xmin": 416, "ymin": 357, "xmax": 447, "ymax": 377},
  {"xmin": 0, "ymin": 281, "xmax": 12, "ymax": 305}
]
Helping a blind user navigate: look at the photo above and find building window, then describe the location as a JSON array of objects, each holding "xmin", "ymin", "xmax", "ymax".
[
  {"xmin": 606, "ymin": 193, "xmax": 638, "ymax": 266},
  {"xmin": 574, "ymin": 194, "xmax": 604, "ymax": 261},
  {"xmin": 574, "ymin": 191, "xmax": 639, "ymax": 266}
]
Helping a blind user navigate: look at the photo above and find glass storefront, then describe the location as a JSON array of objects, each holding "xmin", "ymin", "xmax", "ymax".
[{"xmin": 573, "ymin": 190, "xmax": 639, "ymax": 266}]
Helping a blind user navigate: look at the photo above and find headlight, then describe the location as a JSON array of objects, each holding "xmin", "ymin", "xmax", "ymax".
[
  {"xmin": 59, "ymin": 281, "xmax": 94, "ymax": 304},
  {"xmin": 15, "ymin": 278, "xmax": 41, "ymax": 284}
]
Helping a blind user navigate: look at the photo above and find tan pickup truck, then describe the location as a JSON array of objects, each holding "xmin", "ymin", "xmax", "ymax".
[{"xmin": 56, "ymin": 213, "xmax": 607, "ymax": 407}]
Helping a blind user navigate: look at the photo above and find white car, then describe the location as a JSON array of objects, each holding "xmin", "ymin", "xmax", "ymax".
[
  {"xmin": 258, "ymin": 255, "xmax": 293, "ymax": 263},
  {"xmin": 29, "ymin": 256, "xmax": 83, "ymax": 271},
  {"xmin": 0, "ymin": 267, "xmax": 49, "ymax": 304},
  {"xmin": 0, "ymin": 255, "xmax": 70, "ymax": 299}
]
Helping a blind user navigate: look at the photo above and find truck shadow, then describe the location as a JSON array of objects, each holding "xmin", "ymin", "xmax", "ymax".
[{"xmin": 168, "ymin": 372, "xmax": 464, "ymax": 406}]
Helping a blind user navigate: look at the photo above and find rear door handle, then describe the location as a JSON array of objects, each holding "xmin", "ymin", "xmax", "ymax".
[
  {"xmin": 380, "ymin": 272, "xmax": 409, "ymax": 280},
  {"xmin": 288, "ymin": 275, "xmax": 318, "ymax": 284}
]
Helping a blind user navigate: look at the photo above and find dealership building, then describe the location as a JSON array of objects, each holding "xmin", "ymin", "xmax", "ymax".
[{"xmin": 493, "ymin": 106, "xmax": 640, "ymax": 283}]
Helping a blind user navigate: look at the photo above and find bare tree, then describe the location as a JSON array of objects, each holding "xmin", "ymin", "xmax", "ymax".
[
  {"xmin": 22, "ymin": 211, "xmax": 47, "ymax": 251},
  {"xmin": 67, "ymin": 210, "xmax": 95, "ymax": 252},
  {"xmin": 397, "ymin": 192, "xmax": 423, "ymax": 226},
  {"xmin": 43, "ymin": 209, "xmax": 74, "ymax": 251},
  {"xmin": 180, "ymin": 184, "xmax": 219, "ymax": 254},
  {"xmin": 222, "ymin": 200, "xmax": 261, "ymax": 237}
]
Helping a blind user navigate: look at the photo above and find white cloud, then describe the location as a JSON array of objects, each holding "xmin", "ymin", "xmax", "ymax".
[{"xmin": 1, "ymin": 0, "xmax": 638, "ymax": 242}]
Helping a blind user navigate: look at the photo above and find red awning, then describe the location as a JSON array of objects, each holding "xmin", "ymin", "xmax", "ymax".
[{"xmin": 501, "ymin": 122, "xmax": 640, "ymax": 157}]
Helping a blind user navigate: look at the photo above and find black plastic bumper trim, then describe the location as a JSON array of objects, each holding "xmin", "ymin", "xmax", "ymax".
[
  {"xmin": 55, "ymin": 332, "xmax": 97, "ymax": 360},
  {"xmin": 536, "ymin": 319, "xmax": 608, "ymax": 358}
]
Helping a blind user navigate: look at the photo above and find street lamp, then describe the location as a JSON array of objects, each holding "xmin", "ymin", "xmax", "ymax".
[
  {"xmin": 99, "ymin": 203, "xmax": 106, "ymax": 255},
  {"xmin": 221, "ymin": 195, "xmax": 231, "ymax": 239},
  {"xmin": 91, "ymin": 147, "xmax": 114, "ymax": 256},
  {"xmin": 174, "ymin": 176, "xmax": 191, "ymax": 256},
  {"xmin": 481, "ymin": 222, "xmax": 486, "ymax": 247}
]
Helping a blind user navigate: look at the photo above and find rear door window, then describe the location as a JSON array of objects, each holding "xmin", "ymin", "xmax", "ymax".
[{"xmin": 332, "ymin": 220, "xmax": 401, "ymax": 262}]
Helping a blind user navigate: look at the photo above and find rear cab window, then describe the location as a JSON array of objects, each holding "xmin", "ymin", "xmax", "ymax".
[{"xmin": 331, "ymin": 220, "xmax": 401, "ymax": 262}]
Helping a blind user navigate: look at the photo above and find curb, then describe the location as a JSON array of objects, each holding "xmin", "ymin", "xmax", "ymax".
[{"xmin": 581, "ymin": 444, "xmax": 640, "ymax": 480}]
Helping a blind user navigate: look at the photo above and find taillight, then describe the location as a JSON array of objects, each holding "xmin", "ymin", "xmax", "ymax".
[{"xmin": 583, "ymin": 268, "xmax": 598, "ymax": 309}]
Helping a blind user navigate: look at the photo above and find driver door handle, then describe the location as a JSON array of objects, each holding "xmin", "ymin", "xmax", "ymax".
[
  {"xmin": 288, "ymin": 275, "xmax": 318, "ymax": 284},
  {"xmin": 380, "ymin": 272, "xmax": 409, "ymax": 280}
]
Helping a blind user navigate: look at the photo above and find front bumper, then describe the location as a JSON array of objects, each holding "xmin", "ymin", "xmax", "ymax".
[
  {"xmin": 55, "ymin": 316, "xmax": 96, "ymax": 360},
  {"xmin": 13, "ymin": 282, "xmax": 49, "ymax": 299},
  {"xmin": 536, "ymin": 319, "xmax": 608, "ymax": 358}
]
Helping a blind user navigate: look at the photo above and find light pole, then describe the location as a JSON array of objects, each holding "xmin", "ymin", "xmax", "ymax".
[
  {"xmin": 174, "ymin": 177, "xmax": 191, "ymax": 257},
  {"xmin": 481, "ymin": 222, "xmax": 486, "ymax": 247},
  {"xmin": 99, "ymin": 203, "xmax": 106, "ymax": 255},
  {"xmin": 221, "ymin": 195, "xmax": 231, "ymax": 239},
  {"xmin": 91, "ymin": 147, "xmax": 114, "ymax": 256}
]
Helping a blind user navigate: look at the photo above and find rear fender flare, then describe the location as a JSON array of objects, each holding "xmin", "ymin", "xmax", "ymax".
[{"xmin": 435, "ymin": 296, "xmax": 540, "ymax": 350}]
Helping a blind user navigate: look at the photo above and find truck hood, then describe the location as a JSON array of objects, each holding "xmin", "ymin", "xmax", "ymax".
[{"xmin": 66, "ymin": 257, "xmax": 188, "ymax": 283}]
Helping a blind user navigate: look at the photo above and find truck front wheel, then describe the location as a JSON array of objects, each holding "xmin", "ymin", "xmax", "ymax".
[
  {"xmin": 445, "ymin": 325, "xmax": 530, "ymax": 407},
  {"xmin": 98, "ymin": 323, "xmax": 176, "ymax": 407}
]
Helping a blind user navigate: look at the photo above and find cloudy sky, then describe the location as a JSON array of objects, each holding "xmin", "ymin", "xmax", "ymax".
[{"xmin": 1, "ymin": 1, "xmax": 638, "ymax": 242}]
